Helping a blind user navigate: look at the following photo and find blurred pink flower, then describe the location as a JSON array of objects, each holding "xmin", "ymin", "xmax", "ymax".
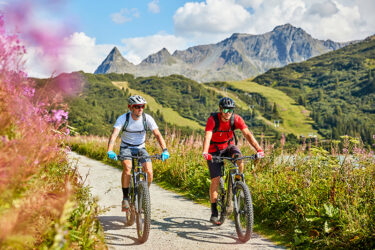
[
  {"xmin": 22, "ymin": 86, "xmax": 35, "ymax": 97},
  {"xmin": 280, "ymin": 133, "xmax": 286, "ymax": 147},
  {"xmin": 51, "ymin": 109, "xmax": 68, "ymax": 124}
]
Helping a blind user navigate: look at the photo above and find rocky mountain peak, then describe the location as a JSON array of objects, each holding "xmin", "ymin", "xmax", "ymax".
[
  {"xmin": 141, "ymin": 48, "xmax": 175, "ymax": 65},
  {"xmin": 108, "ymin": 46, "xmax": 121, "ymax": 58},
  {"xmin": 95, "ymin": 24, "xmax": 353, "ymax": 82},
  {"xmin": 272, "ymin": 23, "xmax": 310, "ymax": 37},
  {"xmin": 94, "ymin": 47, "xmax": 134, "ymax": 74}
]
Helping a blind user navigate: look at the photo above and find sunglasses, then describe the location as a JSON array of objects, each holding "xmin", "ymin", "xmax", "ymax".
[
  {"xmin": 132, "ymin": 105, "xmax": 145, "ymax": 109},
  {"xmin": 222, "ymin": 108, "xmax": 233, "ymax": 114}
]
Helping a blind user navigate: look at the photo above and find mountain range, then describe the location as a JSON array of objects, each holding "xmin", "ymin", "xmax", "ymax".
[{"xmin": 94, "ymin": 23, "xmax": 352, "ymax": 82}]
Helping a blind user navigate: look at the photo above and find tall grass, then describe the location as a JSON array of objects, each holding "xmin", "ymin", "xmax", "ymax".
[
  {"xmin": 0, "ymin": 9, "xmax": 105, "ymax": 248},
  {"xmin": 67, "ymin": 131, "xmax": 375, "ymax": 248}
]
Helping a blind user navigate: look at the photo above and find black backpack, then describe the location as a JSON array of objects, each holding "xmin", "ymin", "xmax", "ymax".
[
  {"xmin": 210, "ymin": 112, "xmax": 238, "ymax": 146},
  {"xmin": 122, "ymin": 112, "xmax": 148, "ymax": 133}
]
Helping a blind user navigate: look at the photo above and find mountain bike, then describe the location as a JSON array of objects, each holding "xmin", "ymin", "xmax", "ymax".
[
  {"xmin": 123, "ymin": 153, "xmax": 162, "ymax": 243},
  {"xmin": 212, "ymin": 154, "xmax": 257, "ymax": 242}
]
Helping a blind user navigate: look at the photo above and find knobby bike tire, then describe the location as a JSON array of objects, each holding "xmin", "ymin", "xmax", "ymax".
[
  {"xmin": 217, "ymin": 177, "xmax": 226, "ymax": 224},
  {"xmin": 126, "ymin": 205, "xmax": 135, "ymax": 226},
  {"xmin": 136, "ymin": 181, "xmax": 151, "ymax": 243},
  {"xmin": 233, "ymin": 181, "xmax": 254, "ymax": 242}
]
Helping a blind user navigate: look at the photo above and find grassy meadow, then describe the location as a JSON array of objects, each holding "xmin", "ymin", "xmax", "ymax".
[
  {"xmin": 67, "ymin": 132, "xmax": 375, "ymax": 249},
  {"xmin": 229, "ymin": 80, "xmax": 318, "ymax": 137}
]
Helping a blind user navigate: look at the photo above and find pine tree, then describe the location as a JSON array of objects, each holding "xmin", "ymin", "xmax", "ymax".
[
  {"xmin": 334, "ymin": 106, "xmax": 342, "ymax": 116},
  {"xmin": 110, "ymin": 111, "xmax": 115, "ymax": 124}
]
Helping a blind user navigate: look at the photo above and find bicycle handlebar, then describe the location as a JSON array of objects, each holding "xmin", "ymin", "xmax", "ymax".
[
  {"xmin": 121, "ymin": 154, "xmax": 162, "ymax": 160},
  {"xmin": 211, "ymin": 154, "xmax": 257, "ymax": 162}
]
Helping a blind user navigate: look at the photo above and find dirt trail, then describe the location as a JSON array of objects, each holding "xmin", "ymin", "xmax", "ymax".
[{"xmin": 70, "ymin": 152, "xmax": 284, "ymax": 249}]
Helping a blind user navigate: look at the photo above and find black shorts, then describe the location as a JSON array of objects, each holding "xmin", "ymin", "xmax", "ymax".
[{"xmin": 207, "ymin": 145, "xmax": 242, "ymax": 179}]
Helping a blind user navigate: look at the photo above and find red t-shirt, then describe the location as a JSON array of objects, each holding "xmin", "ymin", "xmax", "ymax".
[{"xmin": 205, "ymin": 113, "xmax": 247, "ymax": 153}]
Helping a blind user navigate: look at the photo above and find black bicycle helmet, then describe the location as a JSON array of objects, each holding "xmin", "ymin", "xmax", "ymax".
[{"xmin": 219, "ymin": 97, "xmax": 235, "ymax": 108}]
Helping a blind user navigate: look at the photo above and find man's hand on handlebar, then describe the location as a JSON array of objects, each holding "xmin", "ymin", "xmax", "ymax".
[
  {"xmin": 202, "ymin": 152, "xmax": 212, "ymax": 161},
  {"xmin": 161, "ymin": 148, "xmax": 170, "ymax": 162},
  {"xmin": 256, "ymin": 149, "xmax": 264, "ymax": 159},
  {"xmin": 107, "ymin": 150, "xmax": 118, "ymax": 161}
]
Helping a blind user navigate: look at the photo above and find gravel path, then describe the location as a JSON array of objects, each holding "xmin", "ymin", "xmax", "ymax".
[{"xmin": 70, "ymin": 152, "xmax": 284, "ymax": 249}]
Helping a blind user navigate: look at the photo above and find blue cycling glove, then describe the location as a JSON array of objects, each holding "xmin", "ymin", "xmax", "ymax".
[
  {"xmin": 107, "ymin": 150, "xmax": 118, "ymax": 161},
  {"xmin": 161, "ymin": 148, "xmax": 170, "ymax": 162}
]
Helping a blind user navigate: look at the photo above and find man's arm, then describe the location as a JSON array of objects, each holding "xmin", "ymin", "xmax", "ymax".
[
  {"xmin": 152, "ymin": 128, "xmax": 167, "ymax": 150},
  {"xmin": 241, "ymin": 128, "xmax": 262, "ymax": 151},
  {"xmin": 107, "ymin": 127, "xmax": 121, "ymax": 152},
  {"xmin": 202, "ymin": 131, "xmax": 213, "ymax": 153}
]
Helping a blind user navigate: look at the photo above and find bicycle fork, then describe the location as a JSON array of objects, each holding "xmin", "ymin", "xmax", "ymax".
[
  {"xmin": 131, "ymin": 158, "xmax": 148, "ymax": 214},
  {"xmin": 230, "ymin": 171, "xmax": 245, "ymax": 214}
]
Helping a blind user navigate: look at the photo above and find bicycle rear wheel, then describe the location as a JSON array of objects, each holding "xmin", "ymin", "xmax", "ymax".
[
  {"xmin": 233, "ymin": 181, "xmax": 253, "ymax": 242},
  {"xmin": 136, "ymin": 181, "xmax": 151, "ymax": 243},
  {"xmin": 125, "ymin": 179, "xmax": 135, "ymax": 226},
  {"xmin": 126, "ymin": 205, "xmax": 135, "ymax": 226},
  {"xmin": 217, "ymin": 177, "xmax": 226, "ymax": 224}
]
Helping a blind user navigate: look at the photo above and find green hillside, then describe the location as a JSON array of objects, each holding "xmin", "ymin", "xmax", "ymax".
[
  {"xmin": 112, "ymin": 81, "xmax": 203, "ymax": 130},
  {"xmin": 253, "ymin": 36, "xmax": 375, "ymax": 145},
  {"xmin": 114, "ymin": 74, "xmax": 280, "ymax": 137},
  {"xmin": 38, "ymin": 71, "xmax": 327, "ymax": 145},
  {"xmin": 228, "ymin": 80, "xmax": 317, "ymax": 136},
  {"xmin": 56, "ymin": 73, "xmax": 194, "ymax": 136}
]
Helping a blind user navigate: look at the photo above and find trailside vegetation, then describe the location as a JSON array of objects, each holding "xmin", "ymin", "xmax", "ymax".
[
  {"xmin": 0, "ymin": 18, "xmax": 105, "ymax": 248},
  {"xmin": 67, "ymin": 133, "xmax": 375, "ymax": 249},
  {"xmin": 253, "ymin": 36, "xmax": 375, "ymax": 146}
]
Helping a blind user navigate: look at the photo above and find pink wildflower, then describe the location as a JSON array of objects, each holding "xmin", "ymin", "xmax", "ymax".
[
  {"xmin": 51, "ymin": 109, "xmax": 68, "ymax": 124},
  {"xmin": 22, "ymin": 86, "xmax": 35, "ymax": 97}
]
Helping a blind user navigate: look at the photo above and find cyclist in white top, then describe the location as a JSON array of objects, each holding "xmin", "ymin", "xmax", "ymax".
[{"xmin": 107, "ymin": 95, "xmax": 170, "ymax": 211}]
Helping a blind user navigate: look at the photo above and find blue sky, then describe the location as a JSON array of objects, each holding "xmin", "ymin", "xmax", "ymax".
[
  {"xmin": 64, "ymin": 0, "xmax": 199, "ymax": 45},
  {"xmin": 1, "ymin": 0, "xmax": 375, "ymax": 77}
]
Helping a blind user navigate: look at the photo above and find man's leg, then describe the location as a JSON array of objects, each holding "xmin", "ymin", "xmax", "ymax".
[
  {"xmin": 121, "ymin": 159, "xmax": 132, "ymax": 211},
  {"xmin": 207, "ymin": 157, "xmax": 222, "ymax": 225},
  {"xmin": 237, "ymin": 159, "xmax": 244, "ymax": 173},
  {"xmin": 121, "ymin": 160, "xmax": 132, "ymax": 188},
  {"xmin": 229, "ymin": 145, "xmax": 243, "ymax": 174},
  {"xmin": 210, "ymin": 176, "xmax": 220, "ymax": 203},
  {"xmin": 142, "ymin": 161, "xmax": 153, "ymax": 187}
]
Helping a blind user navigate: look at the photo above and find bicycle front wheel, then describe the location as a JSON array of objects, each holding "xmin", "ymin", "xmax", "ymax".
[
  {"xmin": 233, "ymin": 181, "xmax": 253, "ymax": 242},
  {"xmin": 136, "ymin": 181, "xmax": 151, "ymax": 243}
]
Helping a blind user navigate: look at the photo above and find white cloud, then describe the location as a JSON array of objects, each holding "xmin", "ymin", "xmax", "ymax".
[
  {"xmin": 110, "ymin": 8, "xmax": 140, "ymax": 24},
  {"xmin": 121, "ymin": 33, "xmax": 187, "ymax": 64},
  {"xmin": 235, "ymin": 0, "xmax": 262, "ymax": 9},
  {"xmin": 173, "ymin": 0, "xmax": 375, "ymax": 44},
  {"xmin": 308, "ymin": 0, "xmax": 338, "ymax": 18},
  {"xmin": 174, "ymin": 0, "xmax": 251, "ymax": 41},
  {"xmin": 148, "ymin": 0, "xmax": 160, "ymax": 14},
  {"xmin": 23, "ymin": 32, "xmax": 115, "ymax": 78}
]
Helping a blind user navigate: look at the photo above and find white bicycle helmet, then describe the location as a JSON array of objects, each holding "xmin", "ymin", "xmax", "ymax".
[{"xmin": 128, "ymin": 95, "xmax": 147, "ymax": 105}]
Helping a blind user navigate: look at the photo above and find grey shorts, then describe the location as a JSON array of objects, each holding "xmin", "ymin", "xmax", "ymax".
[
  {"xmin": 118, "ymin": 146, "xmax": 151, "ymax": 163},
  {"xmin": 207, "ymin": 145, "xmax": 242, "ymax": 179}
]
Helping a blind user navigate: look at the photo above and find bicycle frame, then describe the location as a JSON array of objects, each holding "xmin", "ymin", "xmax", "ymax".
[
  {"xmin": 124, "ymin": 154, "xmax": 161, "ymax": 214},
  {"xmin": 213, "ymin": 155, "xmax": 257, "ymax": 213},
  {"xmin": 130, "ymin": 157, "xmax": 148, "ymax": 213}
]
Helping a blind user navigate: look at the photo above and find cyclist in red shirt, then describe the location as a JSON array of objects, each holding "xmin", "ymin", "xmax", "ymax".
[{"xmin": 202, "ymin": 97, "xmax": 264, "ymax": 224}]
